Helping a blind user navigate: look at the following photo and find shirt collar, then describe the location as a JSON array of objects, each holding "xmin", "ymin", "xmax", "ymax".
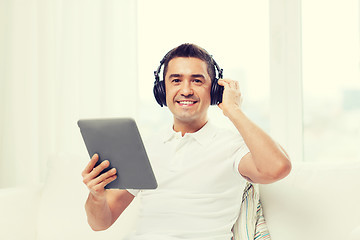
[{"xmin": 162, "ymin": 120, "xmax": 217, "ymax": 146}]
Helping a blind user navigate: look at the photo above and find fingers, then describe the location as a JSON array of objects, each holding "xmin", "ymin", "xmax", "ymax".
[
  {"xmin": 233, "ymin": 80, "xmax": 239, "ymax": 89},
  {"xmin": 82, "ymin": 153, "xmax": 99, "ymax": 176},
  {"xmin": 217, "ymin": 79, "xmax": 226, "ymax": 86},
  {"xmin": 82, "ymin": 159, "xmax": 112, "ymax": 184},
  {"xmin": 87, "ymin": 160, "xmax": 110, "ymax": 180},
  {"xmin": 82, "ymin": 154, "xmax": 111, "ymax": 180},
  {"xmin": 218, "ymin": 79, "xmax": 240, "ymax": 89},
  {"xmin": 96, "ymin": 173, "xmax": 117, "ymax": 190},
  {"xmin": 216, "ymin": 79, "xmax": 243, "ymax": 116},
  {"xmin": 82, "ymin": 154, "xmax": 117, "ymax": 194},
  {"xmin": 87, "ymin": 167, "xmax": 117, "ymax": 190}
]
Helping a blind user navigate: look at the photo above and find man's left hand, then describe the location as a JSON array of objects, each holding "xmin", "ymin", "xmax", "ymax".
[{"xmin": 217, "ymin": 79, "xmax": 243, "ymax": 117}]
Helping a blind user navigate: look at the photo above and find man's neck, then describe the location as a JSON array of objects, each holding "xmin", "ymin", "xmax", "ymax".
[{"xmin": 172, "ymin": 118, "xmax": 208, "ymax": 137}]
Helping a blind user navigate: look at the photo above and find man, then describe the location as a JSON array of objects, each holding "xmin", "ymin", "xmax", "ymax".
[{"xmin": 82, "ymin": 43, "xmax": 291, "ymax": 239}]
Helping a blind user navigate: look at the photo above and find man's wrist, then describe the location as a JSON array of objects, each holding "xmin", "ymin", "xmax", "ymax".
[
  {"xmin": 89, "ymin": 191, "xmax": 107, "ymax": 203},
  {"xmin": 226, "ymin": 106, "xmax": 244, "ymax": 121}
]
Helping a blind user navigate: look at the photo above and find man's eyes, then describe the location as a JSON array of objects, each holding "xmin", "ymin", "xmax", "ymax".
[{"xmin": 170, "ymin": 79, "xmax": 203, "ymax": 84}]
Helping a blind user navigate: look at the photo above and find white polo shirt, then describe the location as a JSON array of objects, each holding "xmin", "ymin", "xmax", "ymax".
[{"xmin": 126, "ymin": 121, "xmax": 250, "ymax": 240}]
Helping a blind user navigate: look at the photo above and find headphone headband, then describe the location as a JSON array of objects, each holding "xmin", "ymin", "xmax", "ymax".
[
  {"xmin": 154, "ymin": 55, "xmax": 223, "ymax": 84},
  {"xmin": 153, "ymin": 56, "xmax": 166, "ymax": 83},
  {"xmin": 212, "ymin": 57, "xmax": 223, "ymax": 80}
]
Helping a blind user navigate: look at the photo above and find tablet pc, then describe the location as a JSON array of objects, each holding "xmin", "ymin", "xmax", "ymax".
[{"xmin": 77, "ymin": 118, "xmax": 157, "ymax": 190}]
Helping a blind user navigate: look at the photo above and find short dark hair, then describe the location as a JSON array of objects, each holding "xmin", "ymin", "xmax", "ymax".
[{"xmin": 162, "ymin": 43, "xmax": 216, "ymax": 82}]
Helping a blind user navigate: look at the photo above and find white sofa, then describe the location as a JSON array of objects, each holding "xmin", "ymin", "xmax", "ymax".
[
  {"xmin": 260, "ymin": 160, "xmax": 360, "ymax": 240},
  {"xmin": 1, "ymin": 152, "xmax": 359, "ymax": 240}
]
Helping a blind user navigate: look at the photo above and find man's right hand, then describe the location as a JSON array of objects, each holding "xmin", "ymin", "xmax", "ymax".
[{"xmin": 81, "ymin": 154, "xmax": 117, "ymax": 199}]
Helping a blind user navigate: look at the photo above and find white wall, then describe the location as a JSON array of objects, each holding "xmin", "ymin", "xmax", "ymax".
[
  {"xmin": 0, "ymin": 0, "xmax": 138, "ymax": 187},
  {"xmin": 1, "ymin": 0, "xmax": 359, "ymax": 187}
]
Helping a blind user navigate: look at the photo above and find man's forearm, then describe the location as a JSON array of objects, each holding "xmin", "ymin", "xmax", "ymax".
[
  {"xmin": 85, "ymin": 193, "xmax": 113, "ymax": 231},
  {"xmin": 228, "ymin": 107, "xmax": 291, "ymax": 179}
]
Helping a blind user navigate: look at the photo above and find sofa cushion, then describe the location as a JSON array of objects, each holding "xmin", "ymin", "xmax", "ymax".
[
  {"xmin": 0, "ymin": 187, "xmax": 41, "ymax": 240},
  {"xmin": 36, "ymin": 152, "xmax": 139, "ymax": 240},
  {"xmin": 348, "ymin": 225, "xmax": 360, "ymax": 240},
  {"xmin": 260, "ymin": 161, "xmax": 360, "ymax": 240}
]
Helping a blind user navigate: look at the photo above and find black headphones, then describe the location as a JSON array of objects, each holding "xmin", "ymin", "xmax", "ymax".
[{"xmin": 153, "ymin": 54, "xmax": 224, "ymax": 107}]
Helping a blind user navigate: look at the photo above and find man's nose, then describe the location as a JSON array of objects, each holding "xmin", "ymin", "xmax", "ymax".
[{"xmin": 180, "ymin": 81, "xmax": 193, "ymax": 96}]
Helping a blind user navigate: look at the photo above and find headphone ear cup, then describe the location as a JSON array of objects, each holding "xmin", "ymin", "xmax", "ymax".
[
  {"xmin": 210, "ymin": 78, "xmax": 224, "ymax": 105},
  {"xmin": 153, "ymin": 80, "xmax": 167, "ymax": 107}
]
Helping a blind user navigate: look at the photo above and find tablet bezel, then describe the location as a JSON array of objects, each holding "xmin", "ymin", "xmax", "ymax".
[{"xmin": 78, "ymin": 118, "xmax": 158, "ymax": 190}]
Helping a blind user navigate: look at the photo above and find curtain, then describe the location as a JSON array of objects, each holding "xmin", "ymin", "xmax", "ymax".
[{"xmin": 0, "ymin": 0, "xmax": 138, "ymax": 187}]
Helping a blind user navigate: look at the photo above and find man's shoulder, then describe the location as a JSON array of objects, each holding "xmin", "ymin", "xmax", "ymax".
[
  {"xmin": 210, "ymin": 122, "xmax": 242, "ymax": 140},
  {"xmin": 143, "ymin": 125, "xmax": 170, "ymax": 146}
]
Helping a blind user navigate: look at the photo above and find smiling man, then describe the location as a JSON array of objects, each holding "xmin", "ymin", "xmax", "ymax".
[
  {"xmin": 82, "ymin": 43, "xmax": 291, "ymax": 240},
  {"xmin": 165, "ymin": 57, "xmax": 212, "ymax": 133}
]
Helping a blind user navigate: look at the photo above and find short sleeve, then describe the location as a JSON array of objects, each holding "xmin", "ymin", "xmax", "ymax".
[
  {"xmin": 126, "ymin": 189, "xmax": 140, "ymax": 197},
  {"xmin": 232, "ymin": 138, "xmax": 250, "ymax": 176}
]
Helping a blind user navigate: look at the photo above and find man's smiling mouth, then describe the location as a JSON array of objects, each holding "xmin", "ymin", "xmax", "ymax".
[{"xmin": 177, "ymin": 100, "xmax": 197, "ymax": 105}]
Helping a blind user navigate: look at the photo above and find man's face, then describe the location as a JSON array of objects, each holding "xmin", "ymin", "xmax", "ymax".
[{"xmin": 165, "ymin": 57, "xmax": 212, "ymax": 126}]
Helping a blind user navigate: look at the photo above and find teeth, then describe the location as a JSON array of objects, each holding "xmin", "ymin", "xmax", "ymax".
[{"xmin": 179, "ymin": 101, "xmax": 195, "ymax": 105}]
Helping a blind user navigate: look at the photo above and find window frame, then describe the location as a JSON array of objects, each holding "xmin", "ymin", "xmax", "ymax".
[{"xmin": 269, "ymin": 0, "xmax": 304, "ymax": 162}]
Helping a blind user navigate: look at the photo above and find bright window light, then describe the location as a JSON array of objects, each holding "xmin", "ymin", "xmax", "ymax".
[
  {"xmin": 302, "ymin": 0, "xmax": 360, "ymax": 162},
  {"xmin": 137, "ymin": 0, "xmax": 270, "ymax": 137}
]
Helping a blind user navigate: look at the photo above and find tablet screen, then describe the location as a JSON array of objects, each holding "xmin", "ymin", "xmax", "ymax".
[{"xmin": 78, "ymin": 118, "xmax": 157, "ymax": 189}]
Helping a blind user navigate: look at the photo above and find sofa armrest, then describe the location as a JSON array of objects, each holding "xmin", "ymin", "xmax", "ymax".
[
  {"xmin": 0, "ymin": 187, "xmax": 42, "ymax": 240},
  {"xmin": 260, "ymin": 161, "xmax": 360, "ymax": 240}
]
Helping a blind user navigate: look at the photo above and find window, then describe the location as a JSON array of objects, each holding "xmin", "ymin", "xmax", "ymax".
[
  {"xmin": 137, "ymin": 0, "xmax": 270, "ymax": 137},
  {"xmin": 302, "ymin": 0, "xmax": 360, "ymax": 162}
]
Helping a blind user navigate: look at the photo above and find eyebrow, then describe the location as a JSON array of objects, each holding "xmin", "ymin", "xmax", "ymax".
[
  {"xmin": 191, "ymin": 74, "xmax": 206, "ymax": 79},
  {"xmin": 168, "ymin": 74, "xmax": 206, "ymax": 79}
]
